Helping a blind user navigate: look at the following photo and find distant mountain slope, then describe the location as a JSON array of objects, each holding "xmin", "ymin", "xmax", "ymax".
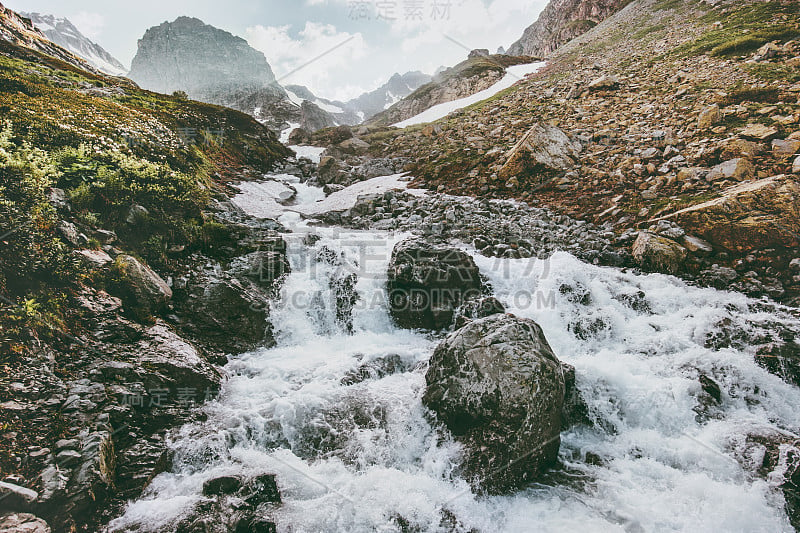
[
  {"xmin": 0, "ymin": 2, "xmax": 98, "ymax": 73},
  {"xmin": 22, "ymin": 12, "xmax": 127, "ymax": 76},
  {"xmin": 129, "ymin": 16, "xmax": 276, "ymax": 97},
  {"xmin": 367, "ymin": 55, "xmax": 534, "ymax": 127},
  {"xmin": 507, "ymin": 0, "xmax": 628, "ymax": 57},
  {"xmin": 345, "ymin": 71, "xmax": 432, "ymax": 122},
  {"xmin": 128, "ymin": 17, "xmax": 344, "ymax": 134},
  {"xmin": 284, "ymin": 84, "xmax": 361, "ymax": 126}
]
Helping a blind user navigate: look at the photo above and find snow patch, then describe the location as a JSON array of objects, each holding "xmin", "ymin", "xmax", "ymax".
[
  {"xmin": 392, "ymin": 62, "xmax": 546, "ymax": 128},
  {"xmin": 288, "ymin": 145, "xmax": 326, "ymax": 164}
]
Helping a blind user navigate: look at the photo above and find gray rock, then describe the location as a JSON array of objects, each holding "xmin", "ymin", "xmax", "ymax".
[
  {"xmin": 228, "ymin": 251, "xmax": 290, "ymax": 289},
  {"xmin": 46, "ymin": 188, "xmax": 70, "ymax": 211},
  {"xmin": 697, "ymin": 104, "xmax": 721, "ymax": 129},
  {"xmin": 587, "ymin": 74, "xmax": 620, "ymax": 90},
  {"xmin": 707, "ymin": 158, "xmax": 754, "ymax": 182},
  {"xmin": 423, "ymin": 314, "xmax": 565, "ymax": 493},
  {"xmin": 683, "ymin": 235, "xmax": 713, "ymax": 254},
  {"xmin": 113, "ymin": 255, "xmax": 172, "ymax": 314},
  {"xmin": 0, "ymin": 482, "xmax": 38, "ymax": 511},
  {"xmin": 57, "ymin": 221, "xmax": 82, "ymax": 246},
  {"xmin": 0, "ymin": 513, "xmax": 50, "ymax": 533},
  {"xmin": 75, "ymin": 249, "xmax": 112, "ymax": 269},
  {"xmin": 498, "ymin": 123, "xmax": 581, "ymax": 179},
  {"xmin": 387, "ymin": 238, "xmax": 483, "ymax": 330},
  {"xmin": 55, "ymin": 449, "xmax": 82, "ymax": 468},
  {"xmin": 177, "ymin": 275, "xmax": 273, "ymax": 354},
  {"xmin": 125, "ymin": 204, "xmax": 150, "ymax": 225},
  {"xmin": 632, "ymin": 232, "xmax": 687, "ymax": 274},
  {"xmin": 202, "ymin": 475, "xmax": 243, "ymax": 496},
  {"xmin": 323, "ymin": 184, "xmax": 346, "ymax": 196},
  {"xmin": 137, "ymin": 323, "xmax": 222, "ymax": 395}
]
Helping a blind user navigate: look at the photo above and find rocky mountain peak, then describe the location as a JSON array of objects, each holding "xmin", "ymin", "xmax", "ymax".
[
  {"xmin": 128, "ymin": 16, "xmax": 276, "ymax": 99},
  {"xmin": 0, "ymin": 2, "xmax": 99, "ymax": 72},
  {"xmin": 22, "ymin": 12, "xmax": 127, "ymax": 76}
]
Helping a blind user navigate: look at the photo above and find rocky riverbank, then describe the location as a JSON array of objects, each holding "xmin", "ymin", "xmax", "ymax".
[
  {"xmin": 301, "ymin": 0, "xmax": 800, "ymax": 306},
  {"xmin": 0, "ymin": 194, "xmax": 294, "ymax": 531}
]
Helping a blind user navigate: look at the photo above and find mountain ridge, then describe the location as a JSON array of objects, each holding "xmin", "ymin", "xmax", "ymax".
[{"xmin": 22, "ymin": 12, "xmax": 127, "ymax": 76}]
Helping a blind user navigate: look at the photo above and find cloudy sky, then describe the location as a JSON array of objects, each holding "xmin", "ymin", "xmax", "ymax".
[{"xmin": 7, "ymin": 0, "xmax": 547, "ymax": 101}]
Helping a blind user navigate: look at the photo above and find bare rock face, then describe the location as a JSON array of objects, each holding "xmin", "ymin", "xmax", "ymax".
[
  {"xmin": 129, "ymin": 17, "xmax": 275, "ymax": 98},
  {"xmin": 299, "ymin": 100, "xmax": 337, "ymax": 133},
  {"xmin": 423, "ymin": 314, "xmax": 565, "ymax": 493},
  {"xmin": 127, "ymin": 16, "xmax": 319, "ymax": 132},
  {"xmin": 507, "ymin": 0, "xmax": 628, "ymax": 57},
  {"xmin": 664, "ymin": 175, "xmax": 800, "ymax": 253},
  {"xmin": 112, "ymin": 255, "xmax": 172, "ymax": 316},
  {"xmin": 498, "ymin": 123, "xmax": 582, "ymax": 180},
  {"xmin": 387, "ymin": 238, "xmax": 483, "ymax": 330}
]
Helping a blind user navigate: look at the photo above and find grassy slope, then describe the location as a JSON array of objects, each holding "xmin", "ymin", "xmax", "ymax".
[{"xmin": 0, "ymin": 37, "xmax": 291, "ymax": 357}]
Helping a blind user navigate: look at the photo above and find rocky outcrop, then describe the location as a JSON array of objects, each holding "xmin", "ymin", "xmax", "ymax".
[
  {"xmin": 387, "ymin": 238, "xmax": 483, "ymax": 330},
  {"xmin": 423, "ymin": 314, "xmax": 565, "ymax": 493},
  {"xmin": 129, "ymin": 17, "xmax": 275, "ymax": 98},
  {"xmin": 174, "ymin": 269, "xmax": 276, "ymax": 355},
  {"xmin": 111, "ymin": 255, "xmax": 172, "ymax": 316},
  {"xmin": 507, "ymin": 0, "xmax": 628, "ymax": 57},
  {"xmin": 498, "ymin": 123, "xmax": 582, "ymax": 182},
  {"xmin": 299, "ymin": 100, "xmax": 337, "ymax": 132},
  {"xmin": 0, "ymin": 288, "xmax": 224, "ymax": 532},
  {"xmin": 662, "ymin": 175, "xmax": 800, "ymax": 253},
  {"xmin": 127, "ymin": 17, "xmax": 339, "ymax": 133}
]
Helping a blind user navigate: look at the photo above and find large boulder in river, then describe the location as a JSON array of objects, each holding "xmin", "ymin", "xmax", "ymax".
[
  {"xmin": 387, "ymin": 238, "xmax": 482, "ymax": 330},
  {"xmin": 631, "ymin": 231, "xmax": 687, "ymax": 274},
  {"xmin": 498, "ymin": 123, "xmax": 581, "ymax": 181},
  {"xmin": 423, "ymin": 314, "xmax": 565, "ymax": 493}
]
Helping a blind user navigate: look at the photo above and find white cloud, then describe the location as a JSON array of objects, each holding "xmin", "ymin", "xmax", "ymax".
[
  {"xmin": 69, "ymin": 11, "xmax": 105, "ymax": 40},
  {"xmin": 390, "ymin": 0, "xmax": 546, "ymax": 59},
  {"xmin": 246, "ymin": 22, "xmax": 369, "ymax": 101},
  {"xmin": 246, "ymin": 0, "xmax": 547, "ymax": 101}
]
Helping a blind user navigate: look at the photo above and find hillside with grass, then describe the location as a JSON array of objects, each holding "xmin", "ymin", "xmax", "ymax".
[{"xmin": 0, "ymin": 10, "xmax": 293, "ymax": 529}]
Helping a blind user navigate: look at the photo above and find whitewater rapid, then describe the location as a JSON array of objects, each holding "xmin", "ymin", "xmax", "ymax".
[{"xmin": 109, "ymin": 171, "xmax": 800, "ymax": 532}]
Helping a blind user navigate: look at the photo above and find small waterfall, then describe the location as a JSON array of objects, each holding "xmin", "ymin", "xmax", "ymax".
[{"xmin": 110, "ymin": 174, "xmax": 800, "ymax": 533}]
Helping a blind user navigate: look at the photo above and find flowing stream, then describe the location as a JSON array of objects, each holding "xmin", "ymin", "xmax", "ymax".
[{"xmin": 109, "ymin": 167, "xmax": 800, "ymax": 532}]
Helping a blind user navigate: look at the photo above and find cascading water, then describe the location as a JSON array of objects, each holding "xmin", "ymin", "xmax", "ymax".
[{"xmin": 109, "ymin": 170, "xmax": 800, "ymax": 532}]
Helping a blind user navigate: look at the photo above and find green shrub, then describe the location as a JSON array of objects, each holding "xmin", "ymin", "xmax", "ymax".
[{"xmin": 0, "ymin": 122, "xmax": 77, "ymax": 294}]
